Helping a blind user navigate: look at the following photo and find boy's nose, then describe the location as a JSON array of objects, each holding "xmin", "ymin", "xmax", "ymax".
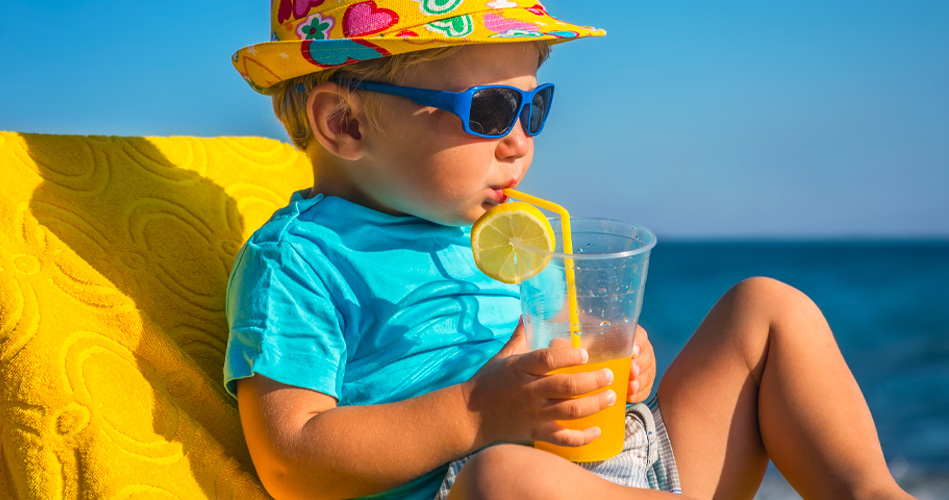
[{"xmin": 495, "ymin": 118, "xmax": 532, "ymax": 161}]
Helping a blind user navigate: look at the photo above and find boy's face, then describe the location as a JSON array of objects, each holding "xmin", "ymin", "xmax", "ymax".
[{"xmin": 353, "ymin": 43, "xmax": 543, "ymax": 226}]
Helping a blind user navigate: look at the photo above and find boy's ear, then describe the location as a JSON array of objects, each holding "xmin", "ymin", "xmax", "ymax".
[{"xmin": 306, "ymin": 82, "xmax": 367, "ymax": 160}]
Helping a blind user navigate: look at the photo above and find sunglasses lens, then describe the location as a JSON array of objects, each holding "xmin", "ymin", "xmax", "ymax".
[
  {"xmin": 469, "ymin": 88, "xmax": 521, "ymax": 137},
  {"xmin": 528, "ymin": 86, "xmax": 553, "ymax": 134}
]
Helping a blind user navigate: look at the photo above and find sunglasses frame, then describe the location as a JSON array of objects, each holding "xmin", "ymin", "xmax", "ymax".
[{"xmin": 335, "ymin": 80, "xmax": 555, "ymax": 139}]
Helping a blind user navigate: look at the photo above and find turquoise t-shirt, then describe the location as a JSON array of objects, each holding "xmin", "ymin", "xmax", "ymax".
[{"xmin": 224, "ymin": 191, "xmax": 520, "ymax": 499}]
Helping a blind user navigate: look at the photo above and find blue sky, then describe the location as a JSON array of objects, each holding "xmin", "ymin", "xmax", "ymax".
[{"xmin": 3, "ymin": 1, "xmax": 948, "ymax": 239}]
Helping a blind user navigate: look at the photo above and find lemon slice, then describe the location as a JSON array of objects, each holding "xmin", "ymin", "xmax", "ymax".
[{"xmin": 471, "ymin": 202, "xmax": 556, "ymax": 283}]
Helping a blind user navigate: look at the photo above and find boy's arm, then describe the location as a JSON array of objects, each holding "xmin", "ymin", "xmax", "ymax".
[
  {"xmin": 238, "ymin": 374, "xmax": 476, "ymax": 500},
  {"xmin": 238, "ymin": 325, "xmax": 617, "ymax": 500}
]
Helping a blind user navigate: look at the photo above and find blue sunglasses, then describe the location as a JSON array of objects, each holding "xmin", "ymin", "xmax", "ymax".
[{"xmin": 335, "ymin": 80, "xmax": 555, "ymax": 138}]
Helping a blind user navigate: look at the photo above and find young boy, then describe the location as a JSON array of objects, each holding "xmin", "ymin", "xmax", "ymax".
[{"xmin": 226, "ymin": 2, "xmax": 916, "ymax": 499}]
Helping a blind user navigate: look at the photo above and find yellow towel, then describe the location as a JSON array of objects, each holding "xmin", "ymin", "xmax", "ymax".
[{"xmin": 0, "ymin": 132, "xmax": 312, "ymax": 498}]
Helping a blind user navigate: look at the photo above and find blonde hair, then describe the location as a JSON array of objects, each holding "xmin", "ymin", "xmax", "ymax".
[{"xmin": 271, "ymin": 42, "xmax": 552, "ymax": 152}]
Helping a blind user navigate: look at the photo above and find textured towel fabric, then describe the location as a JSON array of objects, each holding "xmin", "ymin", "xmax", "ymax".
[{"xmin": 0, "ymin": 132, "xmax": 311, "ymax": 498}]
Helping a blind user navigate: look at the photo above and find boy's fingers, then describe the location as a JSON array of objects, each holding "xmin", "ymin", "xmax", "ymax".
[
  {"xmin": 633, "ymin": 326, "xmax": 648, "ymax": 356},
  {"xmin": 518, "ymin": 347, "xmax": 588, "ymax": 375},
  {"xmin": 544, "ymin": 389, "xmax": 616, "ymax": 422},
  {"xmin": 538, "ymin": 388, "xmax": 615, "ymax": 446},
  {"xmin": 539, "ymin": 368, "xmax": 613, "ymax": 398},
  {"xmin": 636, "ymin": 325, "xmax": 648, "ymax": 339},
  {"xmin": 495, "ymin": 317, "xmax": 527, "ymax": 359},
  {"xmin": 628, "ymin": 378, "xmax": 639, "ymax": 394},
  {"xmin": 627, "ymin": 379, "xmax": 643, "ymax": 402},
  {"xmin": 627, "ymin": 359, "xmax": 655, "ymax": 402},
  {"xmin": 636, "ymin": 354, "xmax": 655, "ymax": 377},
  {"xmin": 548, "ymin": 337, "xmax": 572, "ymax": 348},
  {"xmin": 544, "ymin": 425, "xmax": 602, "ymax": 448}
]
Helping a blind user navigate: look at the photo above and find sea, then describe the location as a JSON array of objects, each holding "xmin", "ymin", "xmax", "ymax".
[{"xmin": 636, "ymin": 241, "xmax": 949, "ymax": 500}]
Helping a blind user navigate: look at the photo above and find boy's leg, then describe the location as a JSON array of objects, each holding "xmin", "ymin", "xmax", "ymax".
[
  {"xmin": 447, "ymin": 444, "xmax": 695, "ymax": 500},
  {"xmin": 657, "ymin": 277, "xmax": 913, "ymax": 500}
]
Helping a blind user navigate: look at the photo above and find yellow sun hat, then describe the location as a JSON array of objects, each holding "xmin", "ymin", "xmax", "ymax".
[{"xmin": 233, "ymin": 0, "xmax": 605, "ymax": 94}]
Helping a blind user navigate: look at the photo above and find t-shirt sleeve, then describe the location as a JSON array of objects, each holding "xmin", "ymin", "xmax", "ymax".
[{"xmin": 223, "ymin": 238, "xmax": 347, "ymax": 400}]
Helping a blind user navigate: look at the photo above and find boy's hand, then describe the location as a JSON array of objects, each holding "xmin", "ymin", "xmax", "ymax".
[
  {"xmin": 539, "ymin": 323, "xmax": 657, "ymax": 403},
  {"xmin": 627, "ymin": 326, "xmax": 656, "ymax": 403},
  {"xmin": 463, "ymin": 319, "xmax": 616, "ymax": 449}
]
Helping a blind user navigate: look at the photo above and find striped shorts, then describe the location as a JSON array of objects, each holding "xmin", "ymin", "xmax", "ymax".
[{"xmin": 435, "ymin": 396, "xmax": 682, "ymax": 498}]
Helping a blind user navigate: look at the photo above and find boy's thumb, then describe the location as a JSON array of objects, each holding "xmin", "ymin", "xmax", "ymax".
[{"xmin": 496, "ymin": 317, "xmax": 527, "ymax": 359}]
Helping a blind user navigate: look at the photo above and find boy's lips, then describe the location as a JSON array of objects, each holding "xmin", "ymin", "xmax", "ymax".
[
  {"xmin": 493, "ymin": 188, "xmax": 510, "ymax": 203},
  {"xmin": 491, "ymin": 180, "xmax": 518, "ymax": 203}
]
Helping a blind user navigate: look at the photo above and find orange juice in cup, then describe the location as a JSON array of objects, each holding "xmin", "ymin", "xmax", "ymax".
[
  {"xmin": 471, "ymin": 190, "xmax": 656, "ymax": 462},
  {"xmin": 510, "ymin": 199, "xmax": 656, "ymax": 461},
  {"xmin": 534, "ymin": 355, "xmax": 632, "ymax": 461}
]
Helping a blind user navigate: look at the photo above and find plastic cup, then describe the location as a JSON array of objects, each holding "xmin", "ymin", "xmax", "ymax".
[{"xmin": 519, "ymin": 217, "xmax": 656, "ymax": 462}]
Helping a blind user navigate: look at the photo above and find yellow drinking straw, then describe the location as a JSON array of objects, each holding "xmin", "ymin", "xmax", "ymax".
[{"xmin": 502, "ymin": 188, "xmax": 581, "ymax": 348}]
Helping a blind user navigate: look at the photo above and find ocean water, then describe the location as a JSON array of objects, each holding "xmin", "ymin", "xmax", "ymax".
[{"xmin": 637, "ymin": 241, "xmax": 949, "ymax": 499}]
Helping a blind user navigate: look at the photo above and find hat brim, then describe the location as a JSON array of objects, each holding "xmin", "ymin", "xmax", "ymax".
[{"xmin": 233, "ymin": 7, "xmax": 604, "ymax": 94}]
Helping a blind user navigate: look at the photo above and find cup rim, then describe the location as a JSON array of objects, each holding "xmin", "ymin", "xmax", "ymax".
[{"xmin": 514, "ymin": 216, "xmax": 657, "ymax": 261}]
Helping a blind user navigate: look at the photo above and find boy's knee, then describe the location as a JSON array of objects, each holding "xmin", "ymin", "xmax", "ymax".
[
  {"xmin": 727, "ymin": 276, "xmax": 816, "ymax": 317},
  {"xmin": 730, "ymin": 276, "xmax": 799, "ymax": 300},
  {"xmin": 726, "ymin": 277, "xmax": 834, "ymax": 353},
  {"xmin": 462, "ymin": 444, "xmax": 532, "ymax": 480},
  {"xmin": 719, "ymin": 277, "xmax": 828, "ymax": 354},
  {"xmin": 450, "ymin": 445, "xmax": 536, "ymax": 499}
]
